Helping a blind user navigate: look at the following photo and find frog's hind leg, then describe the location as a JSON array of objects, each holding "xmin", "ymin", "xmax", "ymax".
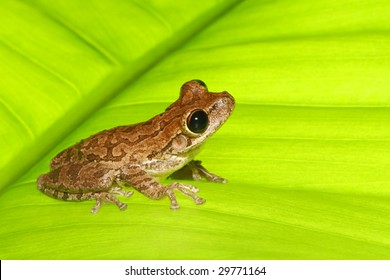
[
  {"xmin": 37, "ymin": 173, "xmax": 133, "ymax": 213},
  {"xmin": 90, "ymin": 187, "xmax": 133, "ymax": 214}
]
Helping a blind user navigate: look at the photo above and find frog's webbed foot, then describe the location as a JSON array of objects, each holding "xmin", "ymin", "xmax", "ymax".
[
  {"xmin": 90, "ymin": 188, "xmax": 133, "ymax": 214},
  {"xmin": 187, "ymin": 160, "xmax": 227, "ymax": 183},
  {"xmin": 166, "ymin": 182, "xmax": 206, "ymax": 210}
]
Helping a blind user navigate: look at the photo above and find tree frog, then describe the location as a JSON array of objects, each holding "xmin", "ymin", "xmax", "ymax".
[{"xmin": 37, "ymin": 80, "xmax": 235, "ymax": 213}]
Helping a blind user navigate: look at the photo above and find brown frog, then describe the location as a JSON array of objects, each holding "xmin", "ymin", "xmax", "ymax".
[{"xmin": 37, "ymin": 80, "xmax": 235, "ymax": 213}]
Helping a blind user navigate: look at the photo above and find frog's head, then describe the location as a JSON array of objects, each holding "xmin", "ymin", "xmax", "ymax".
[{"xmin": 167, "ymin": 79, "xmax": 235, "ymax": 154}]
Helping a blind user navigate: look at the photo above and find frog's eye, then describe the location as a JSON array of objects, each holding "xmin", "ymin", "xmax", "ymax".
[
  {"xmin": 191, "ymin": 79, "xmax": 208, "ymax": 90},
  {"xmin": 186, "ymin": 109, "xmax": 209, "ymax": 134}
]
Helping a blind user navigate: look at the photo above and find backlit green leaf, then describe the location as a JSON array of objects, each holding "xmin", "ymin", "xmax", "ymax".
[{"xmin": 1, "ymin": 0, "xmax": 390, "ymax": 259}]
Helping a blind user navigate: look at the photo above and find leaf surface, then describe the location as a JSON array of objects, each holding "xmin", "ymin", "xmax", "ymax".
[{"xmin": 1, "ymin": 0, "xmax": 390, "ymax": 259}]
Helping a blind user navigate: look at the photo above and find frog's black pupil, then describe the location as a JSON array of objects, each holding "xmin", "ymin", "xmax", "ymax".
[
  {"xmin": 187, "ymin": 110, "xmax": 208, "ymax": 134},
  {"xmin": 191, "ymin": 79, "xmax": 207, "ymax": 89}
]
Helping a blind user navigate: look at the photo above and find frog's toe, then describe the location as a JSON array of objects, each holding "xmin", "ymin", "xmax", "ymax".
[
  {"xmin": 179, "ymin": 183, "xmax": 199, "ymax": 193},
  {"xmin": 108, "ymin": 196, "xmax": 128, "ymax": 211},
  {"xmin": 171, "ymin": 182, "xmax": 206, "ymax": 206},
  {"xmin": 166, "ymin": 188, "xmax": 180, "ymax": 210},
  {"xmin": 170, "ymin": 204, "xmax": 180, "ymax": 210},
  {"xmin": 188, "ymin": 186, "xmax": 200, "ymax": 193},
  {"xmin": 195, "ymin": 197, "xmax": 206, "ymax": 205},
  {"xmin": 118, "ymin": 202, "xmax": 128, "ymax": 211},
  {"xmin": 123, "ymin": 190, "xmax": 133, "ymax": 198},
  {"xmin": 90, "ymin": 200, "xmax": 102, "ymax": 214},
  {"xmin": 214, "ymin": 177, "xmax": 228, "ymax": 184},
  {"xmin": 111, "ymin": 187, "xmax": 133, "ymax": 198}
]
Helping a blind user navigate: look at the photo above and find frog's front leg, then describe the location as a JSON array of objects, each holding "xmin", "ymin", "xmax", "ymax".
[
  {"xmin": 121, "ymin": 166, "xmax": 205, "ymax": 209},
  {"xmin": 170, "ymin": 160, "xmax": 227, "ymax": 183},
  {"xmin": 189, "ymin": 160, "xmax": 228, "ymax": 183}
]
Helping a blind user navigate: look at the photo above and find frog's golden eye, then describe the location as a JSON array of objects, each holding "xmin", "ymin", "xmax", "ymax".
[
  {"xmin": 186, "ymin": 109, "xmax": 209, "ymax": 134},
  {"xmin": 191, "ymin": 79, "xmax": 208, "ymax": 90}
]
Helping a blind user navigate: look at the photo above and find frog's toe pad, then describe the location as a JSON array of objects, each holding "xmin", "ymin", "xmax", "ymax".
[
  {"xmin": 195, "ymin": 197, "xmax": 206, "ymax": 205},
  {"xmin": 90, "ymin": 202, "xmax": 102, "ymax": 214},
  {"xmin": 170, "ymin": 204, "xmax": 180, "ymax": 210},
  {"xmin": 214, "ymin": 177, "xmax": 228, "ymax": 184},
  {"xmin": 118, "ymin": 202, "xmax": 128, "ymax": 211},
  {"xmin": 123, "ymin": 191, "xmax": 133, "ymax": 198}
]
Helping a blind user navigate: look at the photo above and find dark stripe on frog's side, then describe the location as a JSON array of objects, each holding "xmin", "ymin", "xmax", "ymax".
[
  {"xmin": 37, "ymin": 171, "xmax": 112, "ymax": 194},
  {"xmin": 38, "ymin": 184, "xmax": 95, "ymax": 202}
]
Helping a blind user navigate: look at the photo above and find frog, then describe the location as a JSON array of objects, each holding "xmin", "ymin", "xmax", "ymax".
[{"xmin": 37, "ymin": 80, "xmax": 235, "ymax": 213}]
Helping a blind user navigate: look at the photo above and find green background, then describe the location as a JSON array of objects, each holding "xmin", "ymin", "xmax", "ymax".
[{"xmin": 1, "ymin": 0, "xmax": 390, "ymax": 259}]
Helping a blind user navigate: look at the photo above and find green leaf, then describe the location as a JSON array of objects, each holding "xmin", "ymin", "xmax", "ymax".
[{"xmin": 1, "ymin": 0, "xmax": 390, "ymax": 259}]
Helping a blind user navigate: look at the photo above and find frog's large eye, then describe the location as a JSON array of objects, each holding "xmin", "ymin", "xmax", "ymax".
[
  {"xmin": 191, "ymin": 79, "xmax": 208, "ymax": 90},
  {"xmin": 186, "ymin": 109, "xmax": 209, "ymax": 134}
]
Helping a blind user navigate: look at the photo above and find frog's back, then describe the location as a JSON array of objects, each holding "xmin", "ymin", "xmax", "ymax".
[{"xmin": 49, "ymin": 125, "xmax": 138, "ymax": 170}]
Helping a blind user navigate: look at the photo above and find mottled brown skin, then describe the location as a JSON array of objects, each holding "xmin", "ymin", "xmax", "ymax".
[{"xmin": 37, "ymin": 80, "xmax": 235, "ymax": 213}]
